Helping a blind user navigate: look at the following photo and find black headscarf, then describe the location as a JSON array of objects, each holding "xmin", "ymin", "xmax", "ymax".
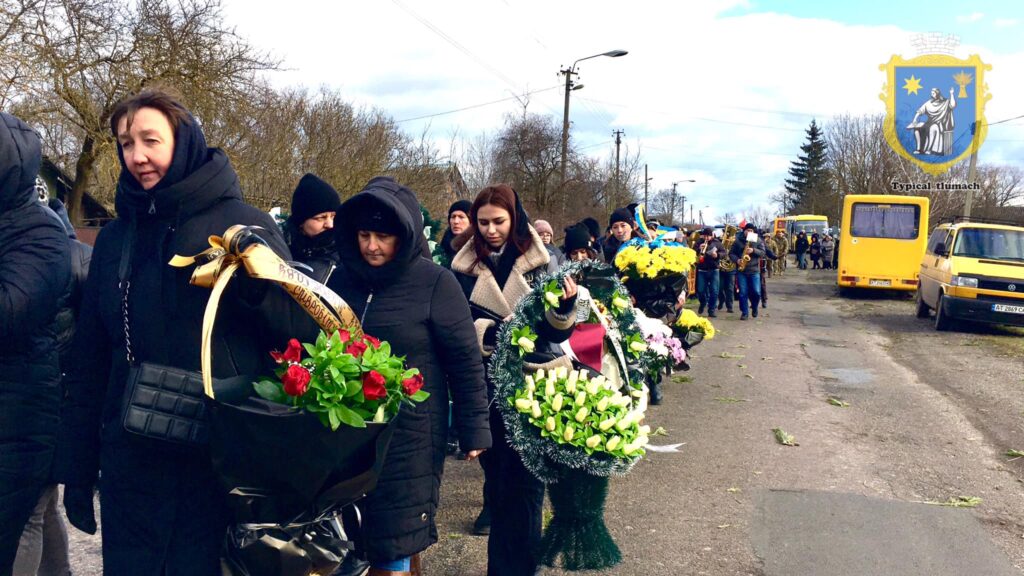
[
  {"xmin": 114, "ymin": 109, "xmax": 210, "ymax": 218},
  {"xmin": 335, "ymin": 176, "xmax": 426, "ymax": 290}
]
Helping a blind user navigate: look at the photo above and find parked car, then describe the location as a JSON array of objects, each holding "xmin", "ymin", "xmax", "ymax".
[{"xmin": 916, "ymin": 220, "xmax": 1024, "ymax": 331}]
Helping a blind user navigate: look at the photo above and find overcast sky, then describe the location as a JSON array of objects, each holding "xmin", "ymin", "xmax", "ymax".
[{"xmin": 220, "ymin": 0, "xmax": 1024, "ymax": 223}]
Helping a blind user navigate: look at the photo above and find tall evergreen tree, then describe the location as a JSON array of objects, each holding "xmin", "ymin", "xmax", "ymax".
[{"xmin": 784, "ymin": 120, "xmax": 830, "ymax": 214}]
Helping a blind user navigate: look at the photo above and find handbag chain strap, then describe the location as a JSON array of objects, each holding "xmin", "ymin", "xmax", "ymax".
[
  {"xmin": 121, "ymin": 280, "xmax": 135, "ymax": 363},
  {"xmin": 117, "ymin": 216, "xmax": 137, "ymax": 364}
]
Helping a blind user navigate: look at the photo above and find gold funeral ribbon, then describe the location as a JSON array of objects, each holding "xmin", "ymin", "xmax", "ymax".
[{"xmin": 169, "ymin": 225, "xmax": 362, "ymax": 398}]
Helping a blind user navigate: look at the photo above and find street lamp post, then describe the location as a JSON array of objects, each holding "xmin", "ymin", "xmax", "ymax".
[
  {"xmin": 558, "ymin": 50, "xmax": 628, "ymax": 202},
  {"xmin": 672, "ymin": 179, "xmax": 696, "ymax": 227}
]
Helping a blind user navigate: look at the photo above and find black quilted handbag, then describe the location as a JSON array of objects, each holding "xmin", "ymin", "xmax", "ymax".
[{"xmin": 121, "ymin": 362, "xmax": 210, "ymax": 446}]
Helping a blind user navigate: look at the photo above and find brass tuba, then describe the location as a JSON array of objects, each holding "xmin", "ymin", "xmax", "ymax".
[{"xmin": 719, "ymin": 225, "xmax": 737, "ymax": 272}]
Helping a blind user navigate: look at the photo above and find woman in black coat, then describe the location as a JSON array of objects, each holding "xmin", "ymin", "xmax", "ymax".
[
  {"xmin": 0, "ymin": 112, "xmax": 71, "ymax": 573},
  {"xmin": 55, "ymin": 89, "xmax": 289, "ymax": 576},
  {"xmin": 795, "ymin": 231, "xmax": 810, "ymax": 269},
  {"xmin": 450, "ymin": 184, "xmax": 578, "ymax": 576},
  {"xmin": 809, "ymin": 233, "xmax": 822, "ymax": 269},
  {"xmin": 319, "ymin": 176, "xmax": 490, "ymax": 574}
]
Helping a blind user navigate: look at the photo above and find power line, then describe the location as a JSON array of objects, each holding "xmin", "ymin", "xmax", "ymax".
[
  {"xmin": 391, "ymin": 0, "xmax": 521, "ymax": 92},
  {"xmin": 575, "ymin": 96, "xmax": 617, "ymax": 127},
  {"xmin": 394, "ymin": 85, "xmax": 560, "ymax": 123},
  {"xmin": 642, "ymin": 144, "xmax": 795, "ymax": 158},
  {"xmin": 575, "ymin": 96, "xmax": 804, "ymax": 132},
  {"xmin": 988, "ymin": 114, "xmax": 1024, "ymax": 126},
  {"xmin": 948, "ymin": 113, "xmax": 1024, "ymax": 149}
]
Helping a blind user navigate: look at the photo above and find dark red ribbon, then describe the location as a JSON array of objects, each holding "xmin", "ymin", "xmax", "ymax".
[{"xmin": 569, "ymin": 323, "xmax": 606, "ymax": 372}]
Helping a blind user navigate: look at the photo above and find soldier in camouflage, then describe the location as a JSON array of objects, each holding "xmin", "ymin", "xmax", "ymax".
[{"xmin": 773, "ymin": 231, "xmax": 788, "ymax": 276}]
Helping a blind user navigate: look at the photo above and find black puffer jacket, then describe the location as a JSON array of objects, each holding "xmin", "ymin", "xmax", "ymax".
[
  {"xmin": 314, "ymin": 177, "xmax": 490, "ymax": 562},
  {"xmin": 55, "ymin": 140, "xmax": 289, "ymax": 574},
  {"xmin": 0, "ymin": 113, "xmax": 70, "ymax": 563},
  {"xmin": 47, "ymin": 198, "xmax": 93, "ymax": 370}
]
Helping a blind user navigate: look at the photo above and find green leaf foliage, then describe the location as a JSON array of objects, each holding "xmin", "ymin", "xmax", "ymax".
[{"xmin": 253, "ymin": 380, "xmax": 287, "ymax": 404}]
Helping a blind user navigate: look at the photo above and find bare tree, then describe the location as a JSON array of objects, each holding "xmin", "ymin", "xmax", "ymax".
[
  {"xmin": 647, "ymin": 188, "xmax": 680, "ymax": 226},
  {"xmin": 2, "ymin": 0, "xmax": 278, "ymax": 222},
  {"xmin": 490, "ymin": 112, "xmax": 562, "ymax": 215},
  {"xmin": 823, "ymin": 113, "xmax": 1024, "ymax": 227},
  {"xmin": 744, "ymin": 205, "xmax": 774, "ymax": 233},
  {"xmin": 455, "ymin": 130, "xmax": 496, "ymax": 193}
]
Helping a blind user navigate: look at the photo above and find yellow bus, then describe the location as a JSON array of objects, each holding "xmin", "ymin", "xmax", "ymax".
[
  {"xmin": 773, "ymin": 216, "xmax": 792, "ymax": 235},
  {"xmin": 785, "ymin": 214, "xmax": 829, "ymax": 238},
  {"xmin": 837, "ymin": 195, "xmax": 929, "ymax": 291},
  {"xmin": 776, "ymin": 215, "xmax": 828, "ymax": 251}
]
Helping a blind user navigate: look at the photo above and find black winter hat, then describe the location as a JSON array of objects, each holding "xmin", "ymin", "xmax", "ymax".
[
  {"xmin": 291, "ymin": 173, "xmax": 340, "ymax": 224},
  {"xmin": 609, "ymin": 207, "xmax": 633, "ymax": 228},
  {"xmin": 743, "ymin": 222, "xmax": 757, "ymax": 232},
  {"xmin": 564, "ymin": 224, "xmax": 592, "ymax": 254},
  {"xmin": 448, "ymin": 199, "xmax": 472, "ymax": 218},
  {"xmin": 581, "ymin": 217, "xmax": 600, "ymax": 239}
]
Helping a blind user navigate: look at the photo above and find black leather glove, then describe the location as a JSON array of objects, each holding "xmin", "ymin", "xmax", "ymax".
[
  {"xmin": 64, "ymin": 484, "xmax": 97, "ymax": 535},
  {"xmin": 227, "ymin": 225, "xmax": 271, "ymax": 255}
]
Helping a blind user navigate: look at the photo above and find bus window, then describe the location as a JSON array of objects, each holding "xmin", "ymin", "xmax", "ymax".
[
  {"xmin": 850, "ymin": 203, "xmax": 920, "ymax": 239},
  {"xmin": 791, "ymin": 220, "xmax": 827, "ymax": 236}
]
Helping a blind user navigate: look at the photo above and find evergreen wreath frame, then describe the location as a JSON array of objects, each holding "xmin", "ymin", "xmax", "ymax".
[{"xmin": 489, "ymin": 259, "xmax": 655, "ymax": 482}]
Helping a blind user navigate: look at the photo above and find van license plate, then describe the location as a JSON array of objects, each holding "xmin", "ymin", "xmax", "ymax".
[
  {"xmin": 869, "ymin": 279, "xmax": 891, "ymax": 287},
  {"xmin": 993, "ymin": 304, "xmax": 1024, "ymax": 315}
]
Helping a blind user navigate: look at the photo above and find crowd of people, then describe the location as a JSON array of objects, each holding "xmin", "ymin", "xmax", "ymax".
[
  {"xmin": 793, "ymin": 230, "xmax": 837, "ymax": 270},
  {"xmin": 0, "ymin": 90, "xmax": 648, "ymax": 576},
  {"xmin": 2, "ymin": 87, "xmax": 830, "ymax": 576},
  {"xmin": 689, "ymin": 225, "xmax": 790, "ymax": 321}
]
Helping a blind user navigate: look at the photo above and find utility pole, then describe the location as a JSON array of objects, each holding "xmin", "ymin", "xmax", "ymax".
[
  {"xmin": 557, "ymin": 50, "xmax": 629, "ymax": 217},
  {"xmin": 690, "ymin": 204, "xmax": 694, "ymax": 224},
  {"xmin": 671, "ymin": 182, "xmax": 678, "ymax": 225},
  {"xmin": 964, "ymin": 120, "xmax": 981, "ymax": 219},
  {"xmin": 560, "ymin": 68, "xmax": 574, "ymax": 191},
  {"xmin": 559, "ymin": 67, "xmax": 576, "ymax": 217},
  {"xmin": 643, "ymin": 163, "xmax": 649, "ymax": 207},
  {"xmin": 613, "ymin": 129, "xmax": 624, "ymax": 209}
]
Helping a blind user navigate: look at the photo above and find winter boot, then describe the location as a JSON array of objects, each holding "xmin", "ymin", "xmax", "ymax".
[{"xmin": 473, "ymin": 504, "xmax": 491, "ymax": 535}]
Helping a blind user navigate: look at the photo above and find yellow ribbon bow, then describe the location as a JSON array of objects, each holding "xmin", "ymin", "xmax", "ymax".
[{"xmin": 170, "ymin": 225, "xmax": 362, "ymax": 397}]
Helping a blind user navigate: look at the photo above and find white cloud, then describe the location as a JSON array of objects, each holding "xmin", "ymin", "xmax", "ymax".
[
  {"xmin": 220, "ymin": 1, "xmax": 1023, "ymax": 221},
  {"xmin": 957, "ymin": 12, "xmax": 985, "ymax": 23},
  {"xmin": 994, "ymin": 18, "xmax": 1019, "ymax": 28}
]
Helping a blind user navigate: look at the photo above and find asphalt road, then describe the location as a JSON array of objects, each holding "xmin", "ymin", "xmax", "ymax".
[{"xmin": 64, "ymin": 262, "xmax": 1024, "ymax": 575}]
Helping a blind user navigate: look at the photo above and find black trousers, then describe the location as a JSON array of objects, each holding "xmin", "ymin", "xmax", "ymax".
[{"xmin": 481, "ymin": 404, "xmax": 544, "ymax": 576}]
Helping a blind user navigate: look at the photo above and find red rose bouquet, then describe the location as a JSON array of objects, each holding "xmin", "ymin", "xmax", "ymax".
[{"xmin": 255, "ymin": 330, "xmax": 429, "ymax": 430}]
